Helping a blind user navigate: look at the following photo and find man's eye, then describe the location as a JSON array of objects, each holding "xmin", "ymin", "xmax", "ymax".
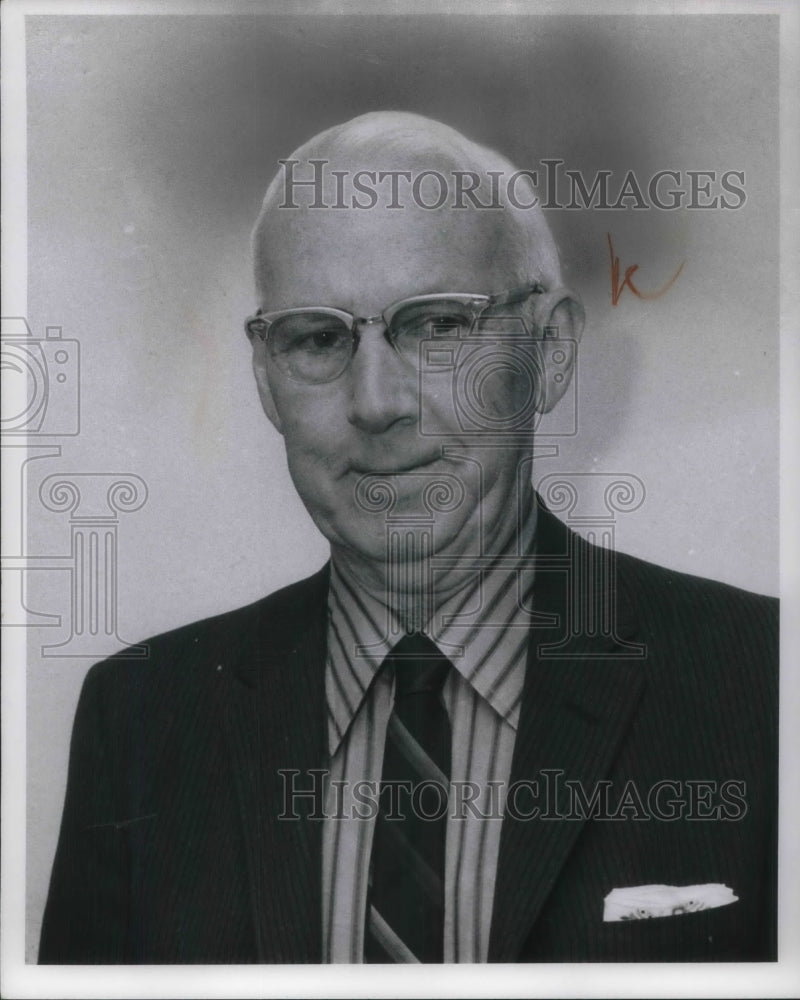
[
  {"xmin": 305, "ymin": 328, "xmax": 345, "ymax": 351},
  {"xmin": 281, "ymin": 327, "xmax": 348, "ymax": 355}
]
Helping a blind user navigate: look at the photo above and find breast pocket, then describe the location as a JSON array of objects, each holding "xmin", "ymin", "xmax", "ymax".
[{"xmin": 597, "ymin": 900, "xmax": 755, "ymax": 961}]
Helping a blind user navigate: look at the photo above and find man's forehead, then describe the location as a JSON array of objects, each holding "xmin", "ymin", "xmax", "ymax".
[{"xmin": 256, "ymin": 197, "xmax": 518, "ymax": 312}]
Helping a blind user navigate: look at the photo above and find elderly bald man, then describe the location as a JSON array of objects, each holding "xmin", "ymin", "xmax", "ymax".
[{"xmin": 40, "ymin": 112, "xmax": 777, "ymax": 965}]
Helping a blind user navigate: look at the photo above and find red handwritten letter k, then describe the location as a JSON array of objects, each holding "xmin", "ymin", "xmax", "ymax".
[{"xmin": 608, "ymin": 232, "xmax": 685, "ymax": 306}]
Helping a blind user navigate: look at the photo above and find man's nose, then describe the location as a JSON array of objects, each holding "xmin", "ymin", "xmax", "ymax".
[{"xmin": 346, "ymin": 323, "xmax": 418, "ymax": 433}]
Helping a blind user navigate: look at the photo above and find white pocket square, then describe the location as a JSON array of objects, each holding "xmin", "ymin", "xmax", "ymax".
[{"xmin": 603, "ymin": 883, "xmax": 738, "ymax": 922}]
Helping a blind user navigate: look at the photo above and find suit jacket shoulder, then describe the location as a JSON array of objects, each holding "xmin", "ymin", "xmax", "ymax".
[
  {"xmin": 616, "ymin": 542, "xmax": 777, "ymax": 630},
  {"xmin": 77, "ymin": 563, "xmax": 331, "ymax": 704},
  {"xmin": 612, "ymin": 543, "xmax": 778, "ymax": 715}
]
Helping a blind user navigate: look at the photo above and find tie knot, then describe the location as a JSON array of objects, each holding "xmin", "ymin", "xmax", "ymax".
[{"xmin": 388, "ymin": 632, "xmax": 451, "ymax": 698}]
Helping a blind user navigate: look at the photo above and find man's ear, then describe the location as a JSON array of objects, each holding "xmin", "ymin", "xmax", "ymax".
[
  {"xmin": 530, "ymin": 287, "xmax": 585, "ymax": 414},
  {"xmin": 251, "ymin": 337, "xmax": 284, "ymax": 433}
]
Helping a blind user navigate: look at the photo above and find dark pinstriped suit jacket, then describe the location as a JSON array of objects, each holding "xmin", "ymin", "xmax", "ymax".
[{"xmin": 39, "ymin": 504, "xmax": 778, "ymax": 963}]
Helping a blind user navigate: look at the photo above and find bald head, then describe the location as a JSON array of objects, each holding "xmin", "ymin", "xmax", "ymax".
[{"xmin": 251, "ymin": 111, "xmax": 562, "ymax": 308}]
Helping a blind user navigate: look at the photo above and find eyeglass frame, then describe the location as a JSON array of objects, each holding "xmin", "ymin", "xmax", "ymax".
[{"xmin": 244, "ymin": 281, "xmax": 546, "ymax": 384}]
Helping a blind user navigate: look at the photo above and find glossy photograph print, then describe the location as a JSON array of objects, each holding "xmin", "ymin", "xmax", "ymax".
[{"xmin": 2, "ymin": 2, "xmax": 797, "ymax": 999}]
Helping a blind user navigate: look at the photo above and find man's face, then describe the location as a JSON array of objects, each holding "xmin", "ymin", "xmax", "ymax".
[{"xmin": 252, "ymin": 194, "xmax": 538, "ymax": 574}]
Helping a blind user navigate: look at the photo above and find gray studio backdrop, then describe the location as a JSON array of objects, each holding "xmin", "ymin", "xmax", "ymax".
[{"xmin": 23, "ymin": 13, "xmax": 778, "ymax": 959}]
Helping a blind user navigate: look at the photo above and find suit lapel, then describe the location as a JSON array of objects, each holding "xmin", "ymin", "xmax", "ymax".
[
  {"xmin": 222, "ymin": 565, "xmax": 330, "ymax": 963},
  {"xmin": 489, "ymin": 508, "xmax": 646, "ymax": 961}
]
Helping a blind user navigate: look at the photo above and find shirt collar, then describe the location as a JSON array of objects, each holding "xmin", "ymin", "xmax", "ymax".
[{"xmin": 325, "ymin": 499, "xmax": 537, "ymax": 755}]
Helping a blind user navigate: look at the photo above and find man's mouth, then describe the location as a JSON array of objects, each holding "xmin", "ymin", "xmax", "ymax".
[{"xmin": 349, "ymin": 454, "xmax": 443, "ymax": 476}]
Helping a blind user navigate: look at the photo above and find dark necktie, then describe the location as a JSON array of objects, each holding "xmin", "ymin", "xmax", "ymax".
[{"xmin": 364, "ymin": 632, "xmax": 452, "ymax": 963}]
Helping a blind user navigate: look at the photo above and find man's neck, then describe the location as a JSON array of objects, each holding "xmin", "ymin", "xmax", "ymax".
[{"xmin": 330, "ymin": 484, "xmax": 536, "ymax": 631}]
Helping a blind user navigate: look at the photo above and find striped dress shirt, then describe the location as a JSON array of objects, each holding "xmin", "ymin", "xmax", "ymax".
[{"xmin": 322, "ymin": 502, "xmax": 538, "ymax": 962}]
